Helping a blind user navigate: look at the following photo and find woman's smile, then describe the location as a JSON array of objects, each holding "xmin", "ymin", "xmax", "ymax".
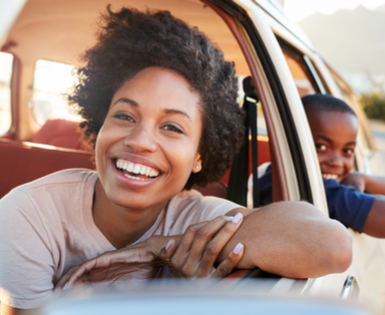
[
  {"xmin": 115, "ymin": 159, "xmax": 160, "ymax": 180},
  {"xmin": 95, "ymin": 67, "xmax": 203, "ymax": 213}
]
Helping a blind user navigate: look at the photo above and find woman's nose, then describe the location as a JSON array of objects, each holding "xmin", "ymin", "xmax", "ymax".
[{"xmin": 123, "ymin": 124, "xmax": 157, "ymax": 153}]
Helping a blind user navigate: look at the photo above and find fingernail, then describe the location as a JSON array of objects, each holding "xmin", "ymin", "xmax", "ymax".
[
  {"xmin": 165, "ymin": 239, "xmax": 173, "ymax": 251},
  {"xmin": 233, "ymin": 242, "xmax": 244, "ymax": 254},
  {"xmin": 231, "ymin": 212, "xmax": 243, "ymax": 224},
  {"xmin": 63, "ymin": 282, "xmax": 68, "ymax": 290}
]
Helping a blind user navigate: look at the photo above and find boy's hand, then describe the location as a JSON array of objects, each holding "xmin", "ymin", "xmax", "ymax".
[{"xmin": 341, "ymin": 172, "xmax": 366, "ymax": 192}]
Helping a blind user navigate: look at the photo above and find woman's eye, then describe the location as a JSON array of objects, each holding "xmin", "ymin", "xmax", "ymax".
[
  {"xmin": 315, "ymin": 143, "xmax": 326, "ymax": 151},
  {"xmin": 114, "ymin": 113, "xmax": 135, "ymax": 122},
  {"xmin": 162, "ymin": 124, "xmax": 183, "ymax": 134}
]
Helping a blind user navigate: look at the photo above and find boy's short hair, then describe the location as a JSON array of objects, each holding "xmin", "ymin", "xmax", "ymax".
[{"xmin": 302, "ymin": 94, "xmax": 357, "ymax": 117}]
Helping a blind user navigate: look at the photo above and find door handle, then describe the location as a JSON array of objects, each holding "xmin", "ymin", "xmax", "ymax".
[{"xmin": 341, "ymin": 276, "xmax": 359, "ymax": 300}]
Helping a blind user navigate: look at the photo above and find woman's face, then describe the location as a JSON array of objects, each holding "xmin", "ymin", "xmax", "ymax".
[{"xmin": 95, "ymin": 67, "xmax": 202, "ymax": 211}]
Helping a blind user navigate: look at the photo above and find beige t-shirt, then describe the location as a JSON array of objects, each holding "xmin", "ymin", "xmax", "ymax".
[{"xmin": 0, "ymin": 169, "xmax": 240, "ymax": 309}]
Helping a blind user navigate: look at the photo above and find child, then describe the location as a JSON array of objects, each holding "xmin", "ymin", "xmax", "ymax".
[{"xmin": 259, "ymin": 94, "xmax": 385, "ymax": 238}]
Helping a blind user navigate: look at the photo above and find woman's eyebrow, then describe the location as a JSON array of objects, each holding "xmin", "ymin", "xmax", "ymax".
[
  {"xmin": 113, "ymin": 97, "xmax": 138, "ymax": 107},
  {"xmin": 164, "ymin": 109, "xmax": 191, "ymax": 122}
]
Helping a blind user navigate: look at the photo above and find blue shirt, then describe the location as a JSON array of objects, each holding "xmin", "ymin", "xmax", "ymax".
[{"xmin": 258, "ymin": 165, "xmax": 375, "ymax": 233}]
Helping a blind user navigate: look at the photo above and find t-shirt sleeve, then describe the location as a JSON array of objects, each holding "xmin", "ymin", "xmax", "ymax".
[
  {"xmin": 164, "ymin": 191, "xmax": 243, "ymax": 235},
  {"xmin": 324, "ymin": 180, "xmax": 375, "ymax": 233},
  {"xmin": 0, "ymin": 190, "xmax": 56, "ymax": 309}
]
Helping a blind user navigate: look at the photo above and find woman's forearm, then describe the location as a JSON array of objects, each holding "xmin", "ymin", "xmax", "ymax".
[{"xmin": 222, "ymin": 201, "xmax": 352, "ymax": 278}]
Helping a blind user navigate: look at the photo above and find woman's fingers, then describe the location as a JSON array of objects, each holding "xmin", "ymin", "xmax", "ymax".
[
  {"xmin": 65, "ymin": 237, "xmax": 174, "ymax": 288},
  {"xmin": 168, "ymin": 221, "xmax": 208, "ymax": 276},
  {"xmin": 54, "ymin": 265, "xmax": 79, "ymax": 290},
  {"xmin": 179, "ymin": 216, "xmax": 235, "ymax": 276},
  {"xmin": 194, "ymin": 213, "xmax": 244, "ymax": 277},
  {"xmin": 210, "ymin": 242, "xmax": 244, "ymax": 278},
  {"xmin": 159, "ymin": 239, "xmax": 176, "ymax": 261},
  {"xmin": 66, "ymin": 256, "xmax": 103, "ymax": 288},
  {"xmin": 167, "ymin": 213, "xmax": 244, "ymax": 278}
]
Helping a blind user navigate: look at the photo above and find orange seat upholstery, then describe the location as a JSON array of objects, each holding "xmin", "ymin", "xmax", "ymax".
[
  {"xmin": 200, "ymin": 136, "xmax": 270, "ymax": 198},
  {"xmin": 0, "ymin": 139, "xmax": 95, "ymax": 199},
  {"xmin": 32, "ymin": 119, "xmax": 92, "ymax": 152}
]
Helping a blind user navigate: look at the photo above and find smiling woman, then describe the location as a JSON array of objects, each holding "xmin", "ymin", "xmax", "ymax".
[
  {"xmin": 93, "ymin": 68, "xmax": 205, "ymax": 248},
  {"xmin": 0, "ymin": 6, "xmax": 352, "ymax": 315}
]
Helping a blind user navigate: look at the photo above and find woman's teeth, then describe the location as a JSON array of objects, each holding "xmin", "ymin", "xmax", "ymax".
[
  {"xmin": 322, "ymin": 174, "xmax": 338, "ymax": 180},
  {"xmin": 116, "ymin": 159, "xmax": 159, "ymax": 179}
]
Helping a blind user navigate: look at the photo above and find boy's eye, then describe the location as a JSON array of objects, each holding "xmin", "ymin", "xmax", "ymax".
[
  {"xmin": 344, "ymin": 148, "xmax": 354, "ymax": 155},
  {"xmin": 162, "ymin": 124, "xmax": 183, "ymax": 134},
  {"xmin": 315, "ymin": 143, "xmax": 327, "ymax": 151},
  {"xmin": 114, "ymin": 113, "xmax": 135, "ymax": 122}
]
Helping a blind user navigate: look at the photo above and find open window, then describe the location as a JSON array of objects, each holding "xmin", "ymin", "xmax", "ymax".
[
  {"xmin": 0, "ymin": 52, "xmax": 13, "ymax": 136},
  {"xmin": 30, "ymin": 59, "xmax": 89, "ymax": 151}
]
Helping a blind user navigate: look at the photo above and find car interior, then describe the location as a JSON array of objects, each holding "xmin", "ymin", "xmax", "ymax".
[
  {"xmin": 0, "ymin": 0, "xmax": 276, "ymax": 203},
  {"xmin": 2, "ymin": 0, "xmax": 372, "ymax": 213}
]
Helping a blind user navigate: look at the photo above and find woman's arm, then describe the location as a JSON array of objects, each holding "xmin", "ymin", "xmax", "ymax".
[
  {"xmin": 342, "ymin": 172, "xmax": 385, "ymax": 194},
  {"xmin": 64, "ymin": 201, "xmax": 352, "ymax": 285},
  {"xmin": 220, "ymin": 201, "xmax": 352, "ymax": 278},
  {"xmin": 60, "ymin": 217, "xmax": 244, "ymax": 287}
]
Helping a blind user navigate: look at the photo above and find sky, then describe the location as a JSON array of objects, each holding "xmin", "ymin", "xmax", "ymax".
[{"xmin": 283, "ymin": 0, "xmax": 385, "ymax": 21}]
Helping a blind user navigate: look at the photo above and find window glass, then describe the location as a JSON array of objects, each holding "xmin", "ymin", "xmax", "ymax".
[
  {"xmin": 0, "ymin": 52, "xmax": 13, "ymax": 135},
  {"xmin": 276, "ymin": 39, "xmax": 319, "ymax": 97},
  {"xmin": 327, "ymin": 65, "xmax": 376, "ymax": 152},
  {"xmin": 32, "ymin": 59, "xmax": 80, "ymax": 125}
]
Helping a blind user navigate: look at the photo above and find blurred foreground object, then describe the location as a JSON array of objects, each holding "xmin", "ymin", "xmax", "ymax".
[{"xmin": 41, "ymin": 280, "xmax": 370, "ymax": 315}]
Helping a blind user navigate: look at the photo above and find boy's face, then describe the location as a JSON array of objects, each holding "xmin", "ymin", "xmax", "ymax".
[{"xmin": 306, "ymin": 110, "xmax": 358, "ymax": 183}]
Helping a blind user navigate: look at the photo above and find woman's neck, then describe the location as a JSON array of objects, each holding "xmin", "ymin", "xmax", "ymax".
[{"xmin": 92, "ymin": 179, "xmax": 168, "ymax": 249}]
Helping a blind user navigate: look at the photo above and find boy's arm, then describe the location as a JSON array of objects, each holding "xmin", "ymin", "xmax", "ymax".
[
  {"xmin": 342, "ymin": 172, "xmax": 385, "ymax": 194},
  {"xmin": 362, "ymin": 198, "xmax": 385, "ymax": 238}
]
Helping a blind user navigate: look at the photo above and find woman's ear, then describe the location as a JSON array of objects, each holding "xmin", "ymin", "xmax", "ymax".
[{"xmin": 192, "ymin": 153, "xmax": 202, "ymax": 173}]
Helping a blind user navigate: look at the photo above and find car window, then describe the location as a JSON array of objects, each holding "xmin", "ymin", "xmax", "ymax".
[
  {"xmin": 0, "ymin": 51, "xmax": 13, "ymax": 136},
  {"xmin": 275, "ymin": 38, "xmax": 321, "ymax": 97},
  {"xmin": 327, "ymin": 64, "xmax": 376, "ymax": 153},
  {"xmin": 32, "ymin": 59, "xmax": 81, "ymax": 125}
]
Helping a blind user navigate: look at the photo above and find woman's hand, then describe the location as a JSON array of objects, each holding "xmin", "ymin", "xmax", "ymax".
[
  {"xmin": 55, "ymin": 236, "xmax": 176, "ymax": 290},
  {"xmin": 159, "ymin": 213, "xmax": 245, "ymax": 278},
  {"xmin": 55, "ymin": 213, "xmax": 244, "ymax": 290}
]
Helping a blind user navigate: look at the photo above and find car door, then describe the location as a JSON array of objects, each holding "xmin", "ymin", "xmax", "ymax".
[{"xmin": 206, "ymin": 0, "xmax": 385, "ymax": 313}]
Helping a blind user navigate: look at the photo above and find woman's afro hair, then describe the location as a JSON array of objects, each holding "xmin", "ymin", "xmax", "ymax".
[{"xmin": 69, "ymin": 6, "xmax": 245, "ymax": 189}]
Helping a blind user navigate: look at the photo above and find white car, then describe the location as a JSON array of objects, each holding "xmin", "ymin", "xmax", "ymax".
[{"xmin": 0, "ymin": 0, "xmax": 384, "ymax": 313}]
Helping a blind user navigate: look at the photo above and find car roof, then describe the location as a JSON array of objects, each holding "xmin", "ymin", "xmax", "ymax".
[{"xmin": 5, "ymin": 0, "xmax": 250, "ymax": 74}]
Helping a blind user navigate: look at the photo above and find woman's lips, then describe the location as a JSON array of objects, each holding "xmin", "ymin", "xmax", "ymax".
[{"xmin": 115, "ymin": 158, "xmax": 160, "ymax": 181}]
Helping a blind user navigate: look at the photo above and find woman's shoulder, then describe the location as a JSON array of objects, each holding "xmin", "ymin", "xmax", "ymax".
[
  {"xmin": 11, "ymin": 168, "xmax": 97, "ymax": 194},
  {"xmin": 165, "ymin": 190, "xmax": 241, "ymax": 230},
  {"xmin": 0, "ymin": 169, "xmax": 97, "ymax": 218},
  {"xmin": 170, "ymin": 189, "xmax": 239, "ymax": 209}
]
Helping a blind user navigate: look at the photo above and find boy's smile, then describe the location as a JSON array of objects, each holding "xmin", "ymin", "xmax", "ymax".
[{"xmin": 306, "ymin": 110, "xmax": 358, "ymax": 183}]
